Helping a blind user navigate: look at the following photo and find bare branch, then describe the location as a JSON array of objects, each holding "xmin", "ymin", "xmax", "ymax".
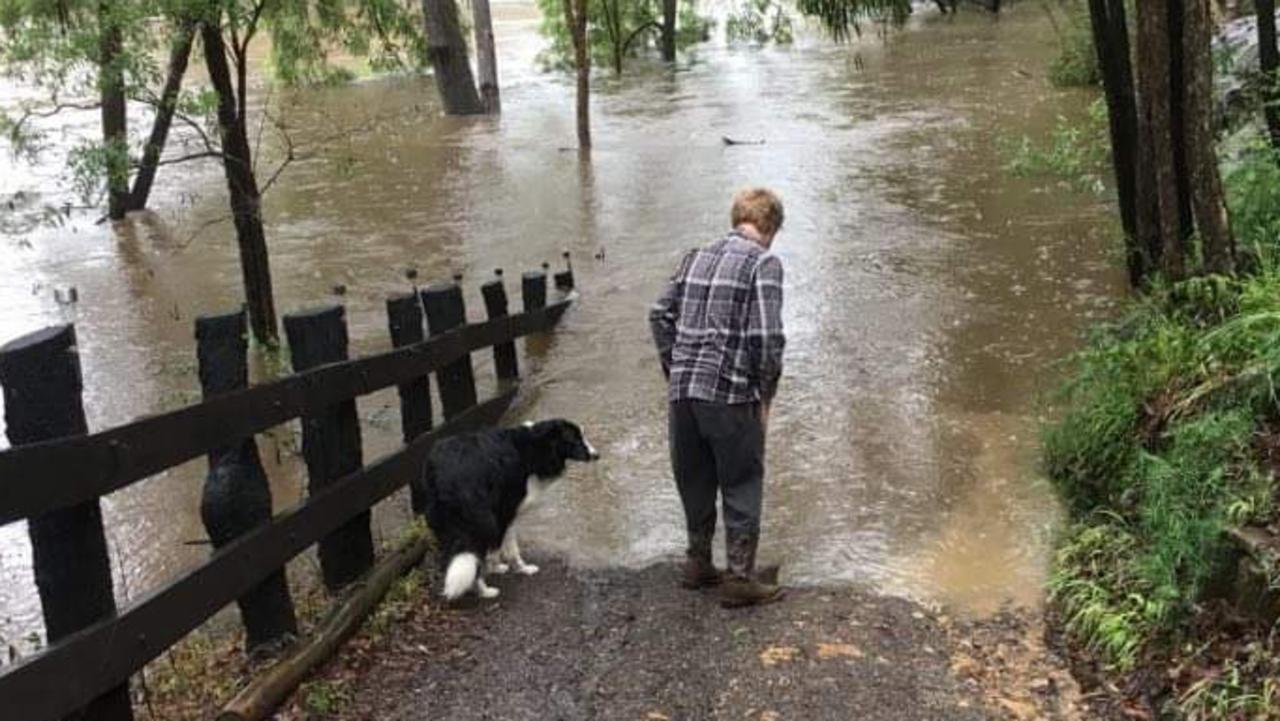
[
  {"xmin": 241, "ymin": 0, "xmax": 267, "ymax": 56},
  {"xmin": 252, "ymin": 85, "xmax": 276, "ymax": 174},
  {"xmin": 178, "ymin": 213, "xmax": 232, "ymax": 249},
  {"xmin": 133, "ymin": 150, "xmax": 224, "ymax": 168},
  {"xmin": 171, "ymin": 110, "xmax": 219, "ymax": 154},
  {"xmin": 621, "ymin": 20, "xmax": 662, "ymax": 56},
  {"xmin": 258, "ymin": 107, "xmax": 298, "ymax": 195}
]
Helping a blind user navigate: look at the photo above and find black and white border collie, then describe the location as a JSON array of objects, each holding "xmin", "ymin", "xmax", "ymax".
[{"xmin": 418, "ymin": 419, "xmax": 599, "ymax": 600}]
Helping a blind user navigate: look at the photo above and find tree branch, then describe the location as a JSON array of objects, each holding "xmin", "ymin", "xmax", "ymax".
[
  {"xmin": 133, "ymin": 150, "xmax": 225, "ymax": 168},
  {"xmin": 169, "ymin": 109, "xmax": 220, "ymax": 154},
  {"xmin": 621, "ymin": 20, "xmax": 662, "ymax": 56}
]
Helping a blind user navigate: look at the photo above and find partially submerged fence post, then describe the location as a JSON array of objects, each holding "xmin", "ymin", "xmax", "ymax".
[
  {"xmin": 284, "ymin": 306, "xmax": 374, "ymax": 591},
  {"xmin": 554, "ymin": 251, "xmax": 575, "ymax": 292},
  {"xmin": 421, "ymin": 282, "xmax": 478, "ymax": 419},
  {"xmin": 385, "ymin": 293, "xmax": 433, "ymax": 515},
  {"xmin": 0, "ymin": 325, "xmax": 134, "ymax": 721},
  {"xmin": 196, "ymin": 310, "xmax": 298, "ymax": 650},
  {"xmin": 482, "ymin": 270, "xmax": 519, "ymax": 383},
  {"xmin": 521, "ymin": 268, "xmax": 548, "ymax": 313}
]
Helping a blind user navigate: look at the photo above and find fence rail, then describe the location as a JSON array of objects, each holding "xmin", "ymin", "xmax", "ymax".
[
  {"xmin": 0, "ymin": 298, "xmax": 570, "ymax": 526},
  {"xmin": 0, "ymin": 262, "xmax": 577, "ymax": 721}
]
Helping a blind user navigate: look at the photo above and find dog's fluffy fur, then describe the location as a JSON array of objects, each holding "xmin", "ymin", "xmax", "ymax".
[{"xmin": 417, "ymin": 419, "xmax": 598, "ymax": 600}]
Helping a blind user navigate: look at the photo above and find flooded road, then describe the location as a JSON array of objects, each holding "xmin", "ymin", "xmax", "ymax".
[{"xmin": 0, "ymin": 2, "xmax": 1123, "ymax": 653}]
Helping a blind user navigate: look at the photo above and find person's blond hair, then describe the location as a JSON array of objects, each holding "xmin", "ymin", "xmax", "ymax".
[{"xmin": 731, "ymin": 188, "xmax": 784, "ymax": 236}]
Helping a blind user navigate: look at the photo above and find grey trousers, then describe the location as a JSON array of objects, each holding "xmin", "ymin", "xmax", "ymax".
[{"xmin": 669, "ymin": 400, "xmax": 765, "ymax": 556}]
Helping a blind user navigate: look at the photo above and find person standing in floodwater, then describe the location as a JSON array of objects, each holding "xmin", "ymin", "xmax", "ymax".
[{"xmin": 649, "ymin": 188, "xmax": 786, "ymax": 608}]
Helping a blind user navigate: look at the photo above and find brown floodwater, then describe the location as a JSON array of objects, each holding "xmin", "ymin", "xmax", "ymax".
[{"xmin": 0, "ymin": 3, "xmax": 1124, "ymax": 654}]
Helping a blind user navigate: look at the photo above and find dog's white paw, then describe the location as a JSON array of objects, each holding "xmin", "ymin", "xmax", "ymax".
[
  {"xmin": 487, "ymin": 561, "xmax": 510, "ymax": 575},
  {"xmin": 516, "ymin": 563, "xmax": 540, "ymax": 576},
  {"xmin": 479, "ymin": 585, "xmax": 500, "ymax": 599}
]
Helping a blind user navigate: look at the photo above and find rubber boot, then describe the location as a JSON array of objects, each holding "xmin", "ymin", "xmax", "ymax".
[
  {"xmin": 720, "ymin": 532, "xmax": 783, "ymax": 608},
  {"xmin": 680, "ymin": 530, "xmax": 722, "ymax": 590}
]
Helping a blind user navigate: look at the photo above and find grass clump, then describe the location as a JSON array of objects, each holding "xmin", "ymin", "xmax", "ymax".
[
  {"xmin": 1045, "ymin": 0, "xmax": 1100, "ymax": 88},
  {"xmin": 1006, "ymin": 98, "xmax": 1110, "ymax": 195}
]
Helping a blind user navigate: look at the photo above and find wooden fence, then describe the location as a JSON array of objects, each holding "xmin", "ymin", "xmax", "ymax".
[{"xmin": 0, "ymin": 260, "xmax": 576, "ymax": 721}]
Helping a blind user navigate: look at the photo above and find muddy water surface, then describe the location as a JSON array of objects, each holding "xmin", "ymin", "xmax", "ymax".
[{"xmin": 0, "ymin": 3, "xmax": 1123, "ymax": 654}]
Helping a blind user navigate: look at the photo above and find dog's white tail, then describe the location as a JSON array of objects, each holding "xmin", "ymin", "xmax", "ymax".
[{"xmin": 442, "ymin": 552, "xmax": 480, "ymax": 600}]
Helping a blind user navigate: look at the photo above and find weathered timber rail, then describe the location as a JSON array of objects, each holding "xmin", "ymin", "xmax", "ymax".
[{"xmin": 0, "ymin": 261, "xmax": 576, "ymax": 721}]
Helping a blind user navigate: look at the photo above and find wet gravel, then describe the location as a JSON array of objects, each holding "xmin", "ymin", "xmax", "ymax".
[{"xmin": 336, "ymin": 557, "xmax": 1017, "ymax": 721}]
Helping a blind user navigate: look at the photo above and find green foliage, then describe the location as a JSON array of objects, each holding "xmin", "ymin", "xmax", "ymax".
[
  {"xmin": 535, "ymin": 0, "xmax": 711, "ymax": 73},
  {"xmin": 1005, "ymin": 98, "xmax": 1110, "ymax": 194},
  {"xmin": 300, "ymin": 678, "xmax": 352, "ymax": 716},
  {"xmin": 793, "ymin": 0, "xmax": 909, "ymax": 42},
  {"xmin": 726, "ymin": 0, "xmax": 793, "ymax": 45},
  {"xmin": 1045, "ymin": 212, "xmax": 1280, "ymax": 681},
  {"xmin": 1224, "ymin": 138, "xmax": 1280, "ymax": 264},
  {"xmin": 266, "ymin": 0, "xmax": 426, "ymax": 85},
  {"xmin": 1045, "ymin": 0, "xmax": 1099, "ymax": 88},
  {"xmin": 1044, "ymin": 143, "xmax": 1280, "ymax": 682},
  {"xmin": 0, "ymin": 0, "xmax": 426, "ymax": 210},
  {"xmin": 1178, "ymin": 652, "xmax": 1280, "ymax": 721}
]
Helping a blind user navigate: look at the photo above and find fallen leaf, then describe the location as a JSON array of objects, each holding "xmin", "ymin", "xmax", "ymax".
[
  {"xmin": 760, "ymin": 711, "xmax": 781, "ymax": 721},
  {"xmin": 815, "ymin": 642, "xmax": 864, "ymax": 660},
  {"xmin": 758, "ymin": 645, "xmax": 800, "ymax": 667},
  {"xmin": 997, "ymin": 697, "xmax": 1037, "ymax": 720},
  {"xmin": 950, "ymin": 654, "xmax": 982, "ymax": 679},
  {"xmin": 645, "ymin": 712, "xmax": 671, "ymax": 721}
]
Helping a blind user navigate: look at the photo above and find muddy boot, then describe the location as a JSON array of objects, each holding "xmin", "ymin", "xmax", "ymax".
[
  {"xmin": 720, "ymin": 533, "xmax": 783, "ymax": 608},
  {"xmin": 680, "ymin": 532, "xmax": 722, "ymax": 590}
]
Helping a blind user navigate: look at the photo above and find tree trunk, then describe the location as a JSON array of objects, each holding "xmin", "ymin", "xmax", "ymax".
[
  {"xmin": 1257, "ymin": 0, "xmax": 1280, "ymax": 151},
  {"xmin": 422, "ymin": 0, "xmax": 484, "ymax": 115},
  {"xmin": 662, "ymin": 0, "xmax": 677, "ymax": 61},
  {"xmin": 1135, "ymin": 0, "xmax": 1185, "ymax": 280},
  {"xmin": 128, "ymin": 21, "xmax": 195, "ymax": 211},
  {"xmin": 566, "ymin": 0, "xmax": 591, "ymax": 150},
  {"xmin": 1168, "ymin": 2, "xmax": 1195, "ymax": 244},
  {"xmin": 1088, "ymin": 0, "xmax": 1145, "ymax": 284},
  {"xmin": 99, "ymin": 0, "xmax": 127, "ymax": 221},
  {"xmin": 201, "ymin": 22, "xmax": 280, "ymax": 345},
  {"xmin": 602, "ymin": 0, "xmax": 623, "ymax": 76},
  {"xmin": 1185, "ymin": 0, "xmax": 1236, "ymax": 273},
  {"xmin": 472, "ymin": 0, "xmax": 500, "ymax": 113}
]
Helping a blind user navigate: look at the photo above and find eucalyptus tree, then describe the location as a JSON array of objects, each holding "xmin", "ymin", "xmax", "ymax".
[
  {"xmin": 1086, "ymin": 0, "xmax": 1235, "ymax": 283},
  {"xmin": 0, "ymin": 0, "xmax": 156, "ymax": 219},
  {"xmin": 189, "ymin": 0, "xmax": 424, "ymax": 343},
  {"xmin": 2, "ymin": 0, "xmax": 426, "ymax": 344}
]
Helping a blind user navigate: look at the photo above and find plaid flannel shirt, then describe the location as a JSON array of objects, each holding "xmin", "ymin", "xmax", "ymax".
[{"xmin": 649, "ymin": 232, "xmax": 785, "ymax": 405}]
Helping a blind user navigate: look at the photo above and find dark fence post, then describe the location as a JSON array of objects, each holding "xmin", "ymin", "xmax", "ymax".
[
  {"xmin": 196, "ymin": 310, "xmax": 298, "ymax": 651},
  {"xmin": 421, "ymin": 282, "xmax": 478, "ymax": 419},
  {"xmin": 386, "ymin": 292, "xmax": 433, "ymax": 515},
  {"xmin": 482, "ymin": 269, "xmax": 519, "ymax": 383},
  {"xmin": 554, "ymin": 251, "xmax": 575, "ymax": 292},
  {"xmin": 521, "ymin": 268, "xmax": 548, "ymax": 313},
  {"xmin": 283, "ymin": 306, "xmax": 374, "ymax": 591},
  {"xmin": 0, "ymin": 325, "xmax": 134, "ymax": 721}
]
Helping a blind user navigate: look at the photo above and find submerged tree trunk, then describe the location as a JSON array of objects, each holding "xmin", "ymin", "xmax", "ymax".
[
  {"xmin": 128, "ymin": 21, "xmax": 195, "ymax": 211},
  {"xmin": 422, "ymin": 0, "xmax": 484, "ymax": 115},
  {"xmin": 99, "ymin": 0, "xmax": 127, "ymax": 221},
  {"xmin": 201, "ymin": 22, "xmax": 280, "ymax": 344},
  {"xmin": 1258, "ymin": 0, "xmax": 1280, "ymax": 151},
  {"xmin": 1185, "ymin": 0, "xmax": 1236, "ymax": 273},
  {"xmin": 472, "ymin": 0, "xmax": 500, "ymax": 113},
  {"xmin": 566, "ymin": 0, "xmax": 591, "ymax": 150},
  {"xmin": 662, "ymin": 0, "xmax": 677, "ymax": 61},
  {"xmin": 1088, "ymin": 0, "xmax": 1145, "ymax": 284}
]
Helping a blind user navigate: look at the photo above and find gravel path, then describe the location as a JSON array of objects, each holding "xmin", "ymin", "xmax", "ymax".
[{"xmin": 323, "ymin": 557, "xmax": 1087, "ymax": 721}]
